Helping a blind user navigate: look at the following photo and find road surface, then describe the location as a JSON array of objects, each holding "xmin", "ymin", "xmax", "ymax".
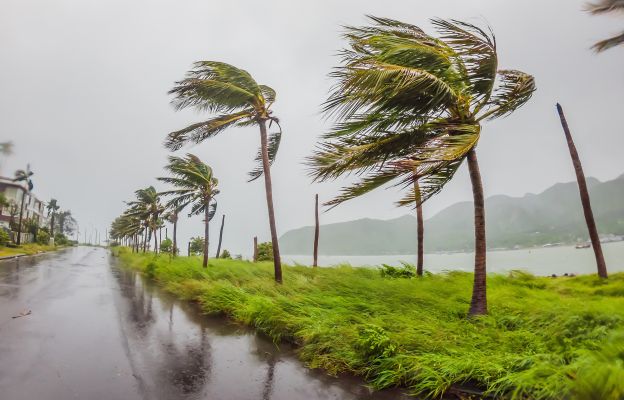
[{"xmin": 0, "ymin": 246, "xmax": 408, "ymax": 400}]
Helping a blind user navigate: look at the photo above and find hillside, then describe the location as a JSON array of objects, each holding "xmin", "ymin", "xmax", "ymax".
[{"xmin": 280, "ymin": 174, "xmax": 624, "ymax": 255}]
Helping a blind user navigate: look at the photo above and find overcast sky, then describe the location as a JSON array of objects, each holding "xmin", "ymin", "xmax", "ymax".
[{"xmin": 1, "ymin": 0, "xmax": 622, "ymax": 256}]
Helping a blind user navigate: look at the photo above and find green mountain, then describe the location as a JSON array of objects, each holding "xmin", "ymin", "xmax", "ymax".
[{"xmin": 280, "ymin": 174, "xmax": 624, "ymax": 255}]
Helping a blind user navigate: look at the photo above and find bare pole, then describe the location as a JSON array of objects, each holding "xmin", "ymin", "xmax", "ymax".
[
  {"xmin": 216, "ymin": 214, "xmax": 225, "ymax": 258},
  {"xmin": 313, "ymin": 194, "xmax": 319, "ymax": 268},
  {"xmin": 556, "ymin": 103, "xmax": 608, "ymax": 278},
  {"xmin": 253, "ymin": 236, "xmax": 258, "ymax": 262}
]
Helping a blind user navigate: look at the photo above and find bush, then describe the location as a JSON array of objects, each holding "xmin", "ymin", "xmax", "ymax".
[
  {"xmin": 160, "ymin": 238, "xmax": 173, "ymax": 253},
  {"xmin": 220, "ymin": 249, "xmax": 232, "ymax": 259},
  {"xmin": 54, "ymin": 233, "xmax": 69, "ymax": 246},
  {"xmin": 379, "ymin": 262, "xmax": 417, "ymax": 278},
  {"xmin": 189, "ymin": 237, "xmax": 204, "ymax": 255},
  {"xmin": 36, "ymin": 230, "xmax": 50, "ymax": 245},
  {"xmin": 0, "ymin": 229, "xmax": 9, "ymax": 246},
  {"xmin": 257, "ymin": 242, "xmax": 273, "ymax": 261}
]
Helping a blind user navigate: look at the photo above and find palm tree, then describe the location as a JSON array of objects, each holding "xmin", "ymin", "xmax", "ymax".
[
  {"xmin": 127, "ymin": 186, "xmax": 163, "ymax": 254},
  {"xmin": 158, "ymin": 154, "xmax": 219, "ymax": 268},
  {"xmin": 310, "ymin": 17, "xmax": 535, "ymax": 315},
  {"xmin": 47, "ymin": 199, "xmax": 60, "ymax": 238},
  {"xmin": 163, "ymin": 207, "xmax": 182, "ymax": 256},
  {"xmin": 13, "ymin": 165, "xmax": 34, "ymax": 245},
  {"xmin": 165, "ymin": 61, "xmax": 284, "ymax": 282},
  {"xmin": 586, "ymin": 0, "xmax": 624, "ymax": 52}
]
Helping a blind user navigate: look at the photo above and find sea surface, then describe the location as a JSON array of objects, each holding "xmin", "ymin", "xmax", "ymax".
[{"xmin": 285, "ymin": 241, "xmax": 624, "ymax": 276}]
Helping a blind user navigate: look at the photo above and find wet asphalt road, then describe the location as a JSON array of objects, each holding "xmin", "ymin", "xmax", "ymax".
[{"xmin": 0, "ymin": 247, "xmax": 410, "ymax": 400}]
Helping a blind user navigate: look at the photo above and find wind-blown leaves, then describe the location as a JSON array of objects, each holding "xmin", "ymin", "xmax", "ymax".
[
  {"xmin": 157, "ymin": 154, "xmax": 219, "ymax": 218},
  {"xmin": 479, "ymin": 70, "xmax": 536, "ymax": 120},
  {"xmin": 165, "ymin": 111, "xmax": 253, "ymax": 151},
  {"xmin": 311, "ymin": 16, "xmax": 534, "ymax": 210},
  {"xmin": 586, "ymin": 1, "xmax": 624, "ymax": 52},
  {"xmin": 248, "ymin": 120, "xmax": 282, "ymax": 181}
]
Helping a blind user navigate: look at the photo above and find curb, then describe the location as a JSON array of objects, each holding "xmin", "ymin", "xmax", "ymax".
[{"xmin": 0, "ymin": 254, "xmax": 27, "ymax": 261}]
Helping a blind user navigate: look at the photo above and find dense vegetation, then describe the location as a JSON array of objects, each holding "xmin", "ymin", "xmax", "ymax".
[{"xmin": 116, "ymin": 247, "xmax": 624, "ymax": 399}]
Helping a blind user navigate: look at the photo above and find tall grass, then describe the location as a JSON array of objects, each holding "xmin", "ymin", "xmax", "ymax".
[{"xmin": 115, "ymin": 248, "xmax": 624, "ymax": 399}]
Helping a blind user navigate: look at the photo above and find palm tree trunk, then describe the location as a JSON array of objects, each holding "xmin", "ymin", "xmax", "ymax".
[
  {"xmin": 16, "ymin": 192, "xmax": 26, "ymax": 245},
  {"xmin": 172, "ymin": 215, "xmax": 178, "ymax": 257},
  {"xmin": 467, "ymin": 148, "xmax": 487, "ymax": 316},
  {"xmin": 557, "ymin": 104, "xmax": 608, "ymax": 278},
  {"xmin": 143, "ymin": 229, "xmax": 148, "ymax": 253},
  {"xmin": 313, "ymin": 194, "xmax": 319, "ymax": 267},
  {"xmin": 413, "ymin": 179, "xmax": 424, "ymax": 276},
  {"xmin": 153, "ymin": 228, "xmax": 158, "ymax": 254},
  {"xmin": 50, "ymin": 214, "xmax": 55, "ymax": 238},
  {"xmin": 258, "ymin": 119, "xmax": 282, "ymax": 283},
  {"xmin": 203, "ymin": 203, "xmax": 210, "ymax": 268},
  {"xmin": 216, "ymin": 214, "xmax": 225, "ymax": 258},
  {"xmin": 253, "ymin": 236, "xmax": 258, "ymax": 262}
]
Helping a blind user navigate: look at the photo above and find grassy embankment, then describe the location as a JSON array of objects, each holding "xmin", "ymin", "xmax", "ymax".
[
  {"xmin": 0, "ymin": 243, "xmax": 59, "ymax": 257},
  {"xmin": 115, "ymin": 247, "xmax": 624, "ymax": 399}
]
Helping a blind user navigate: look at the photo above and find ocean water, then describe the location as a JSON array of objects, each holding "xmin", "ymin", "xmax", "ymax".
[{"xmin": 284, "ymin": 241, "xmax": 624, "ymax": 276}]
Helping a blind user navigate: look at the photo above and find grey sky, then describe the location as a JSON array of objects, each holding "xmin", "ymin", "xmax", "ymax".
[{"xmin": 1, "ymin": 0, "xmax": 622, "ymax": 256}]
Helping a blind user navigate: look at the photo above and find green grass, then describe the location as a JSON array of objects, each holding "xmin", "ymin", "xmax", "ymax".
[
  {"xmin": 114, "ymin": 247, "xmax": 624, "ymax": 399},
  {"xmin": 0, "ymin": 243, "xmax": 60, "ymax": 257}
]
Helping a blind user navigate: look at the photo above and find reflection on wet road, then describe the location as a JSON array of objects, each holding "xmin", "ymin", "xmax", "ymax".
[{"xmin": 0, "ymin": 247, "xmax": 410, "ymax": 400}]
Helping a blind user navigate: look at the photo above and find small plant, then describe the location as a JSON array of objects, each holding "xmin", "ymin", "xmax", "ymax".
[
  {"xmin": 379, "ymin": 262, "xmax": 417, "ymax": 278},
  {"xmin": 145, "ymin": 261, "xmax": 157, "ymax": 279},
  {"xmin": 356, "ymin": 325, "xmax": 397, "ymax": 360},
  {"xmin": 0, "ymin": 229, "xmax": 9, "ymax": 246},
  {"xmin": 189, "ymin": 236, "xmax": 205, "ymax": 255},
  {"xmin": 160, "ymin": 238, "xmax": 173, "ymax": 253},
  {"xmin": 220, "ymin": 249, "xmax": 232, "ymax": 259},
  {"xmin": 257, "ymin": 242, "xmax": 273, "ymax": 261},
  {"xmin": 36, "ymin": 230, "xmax": 50, "ymax": 245}
]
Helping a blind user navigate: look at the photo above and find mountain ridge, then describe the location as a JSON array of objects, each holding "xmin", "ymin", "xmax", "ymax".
[{"xmin": 280, "ymin": 176, "xmax": 624, "ymax": 255}]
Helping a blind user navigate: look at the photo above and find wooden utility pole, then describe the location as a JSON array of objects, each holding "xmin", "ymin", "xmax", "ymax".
[
  {"xmin": 253, "ymin": 236, "xmax": 258, "ymax": 262},
  {"xmin": 556, "ymin": 103, "xmax": 608, "ymax": 278},
  {"xmin": 187, "ymin": 241, "xmax": 191, "ymax": 257},
  {"xmin": 313, "ymin": 194, "xmax": 319, "ymax": 267},
  {"xmin": 216, "ymin": 215, "xmax": 225, "ymax": 258}
]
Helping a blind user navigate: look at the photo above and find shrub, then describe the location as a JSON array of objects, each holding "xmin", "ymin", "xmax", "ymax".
[
  {"xmin": 220, "ymin": 249, "xmax": 232, "ymax": 259},
  {"xmin": 379, "ymin": 262, "xmax": 417, "ymax": 278},
  {"xmin": 257, "ymin": 242, "xmax": 273, "ymax": 261},
  {"xmin": 160, "ymin": 238, "xmax": 173, "ymax": 253},
  {"xmin": 36, "ymin": 230, "xmax": 50, "ymax": 245},
  {"xmin": 0, "ymin": 229, "xmax": 9, "ymax": 246},
  {"xmin": 189, "ymin": 236, "xmax": 204, "ymax": 255}
]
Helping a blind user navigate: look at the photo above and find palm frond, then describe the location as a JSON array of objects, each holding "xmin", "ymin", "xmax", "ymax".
[
  {"xmin": 592, "ymin": 32, "xmax": 624, "ymax": 52},
  {"xmin": 586, "ymin": 0, "xmax": 624, "ymax": 14},
  {"xmin": 248, "ymin": 120, "xmax": 282, "ymax": 181},
  {"xmin": 479, "ymin": 70, "xmax": 536, "ymax": 120},
  {"xmin": 165, "ymin": 110, "xmax": 253, "ymax": 151}
]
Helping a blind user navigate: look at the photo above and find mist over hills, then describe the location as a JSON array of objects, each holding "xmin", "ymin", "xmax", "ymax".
[{"xmin": 280, "ymin": 175, "xmax": 624, "ymax": 255}]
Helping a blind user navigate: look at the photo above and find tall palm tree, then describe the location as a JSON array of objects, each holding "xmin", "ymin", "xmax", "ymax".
[
  {"xmin": 13, "ymin": 165, "xmax": 34, "ymax": 245},
  {"xmin": 47, "ymin": 199, "xmax": 60, "ymax": 238},
  {"xmin": 586, "ymin": 0, "xmax": 624, "ymax": 52},
  {"xmin": 127, "ymin": 186, "xmax": 163, "ymax": 254},
  {"xmin": 158, "ymin": 154, "xmax": 219, "ymax": 268},
  {"xmin": 165, "ymin": 61, "xmax": 284, "ymax": 282},
  {"xmin": 310, "ymin": 17, "xmax": 535, "ymax": 315}
]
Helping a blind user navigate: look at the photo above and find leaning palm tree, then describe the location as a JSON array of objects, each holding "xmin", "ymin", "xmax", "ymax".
[
  {"xmin": 310, "ymin": 17, "xmax": 535, "ymax": 316},
  {"xmin": 586, "ymin": 0, "xmax": 624, "ymax": 52},
  {"xmin": 165, "ymin": 62, "xmax": 284, "ymax": 282},
  {"xmin": 46, "ymin": 199, "xmax": 60, "ymax": 237},
  {"xmin": 158, "ymin": 154, "xmax": 219, "ymax": 268},
  {"xmin": 163, "ymin": 206, "xmax": 182, "ymax": 256},
  {"xmin": 13, "ymin": 165, "xmax": 34, "ymax": 245}
]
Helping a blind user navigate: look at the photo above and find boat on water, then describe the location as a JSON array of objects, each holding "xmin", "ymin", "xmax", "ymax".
[{"xmin": 575, "ymin": 243, "xmax": 591, "ymax": 249}]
